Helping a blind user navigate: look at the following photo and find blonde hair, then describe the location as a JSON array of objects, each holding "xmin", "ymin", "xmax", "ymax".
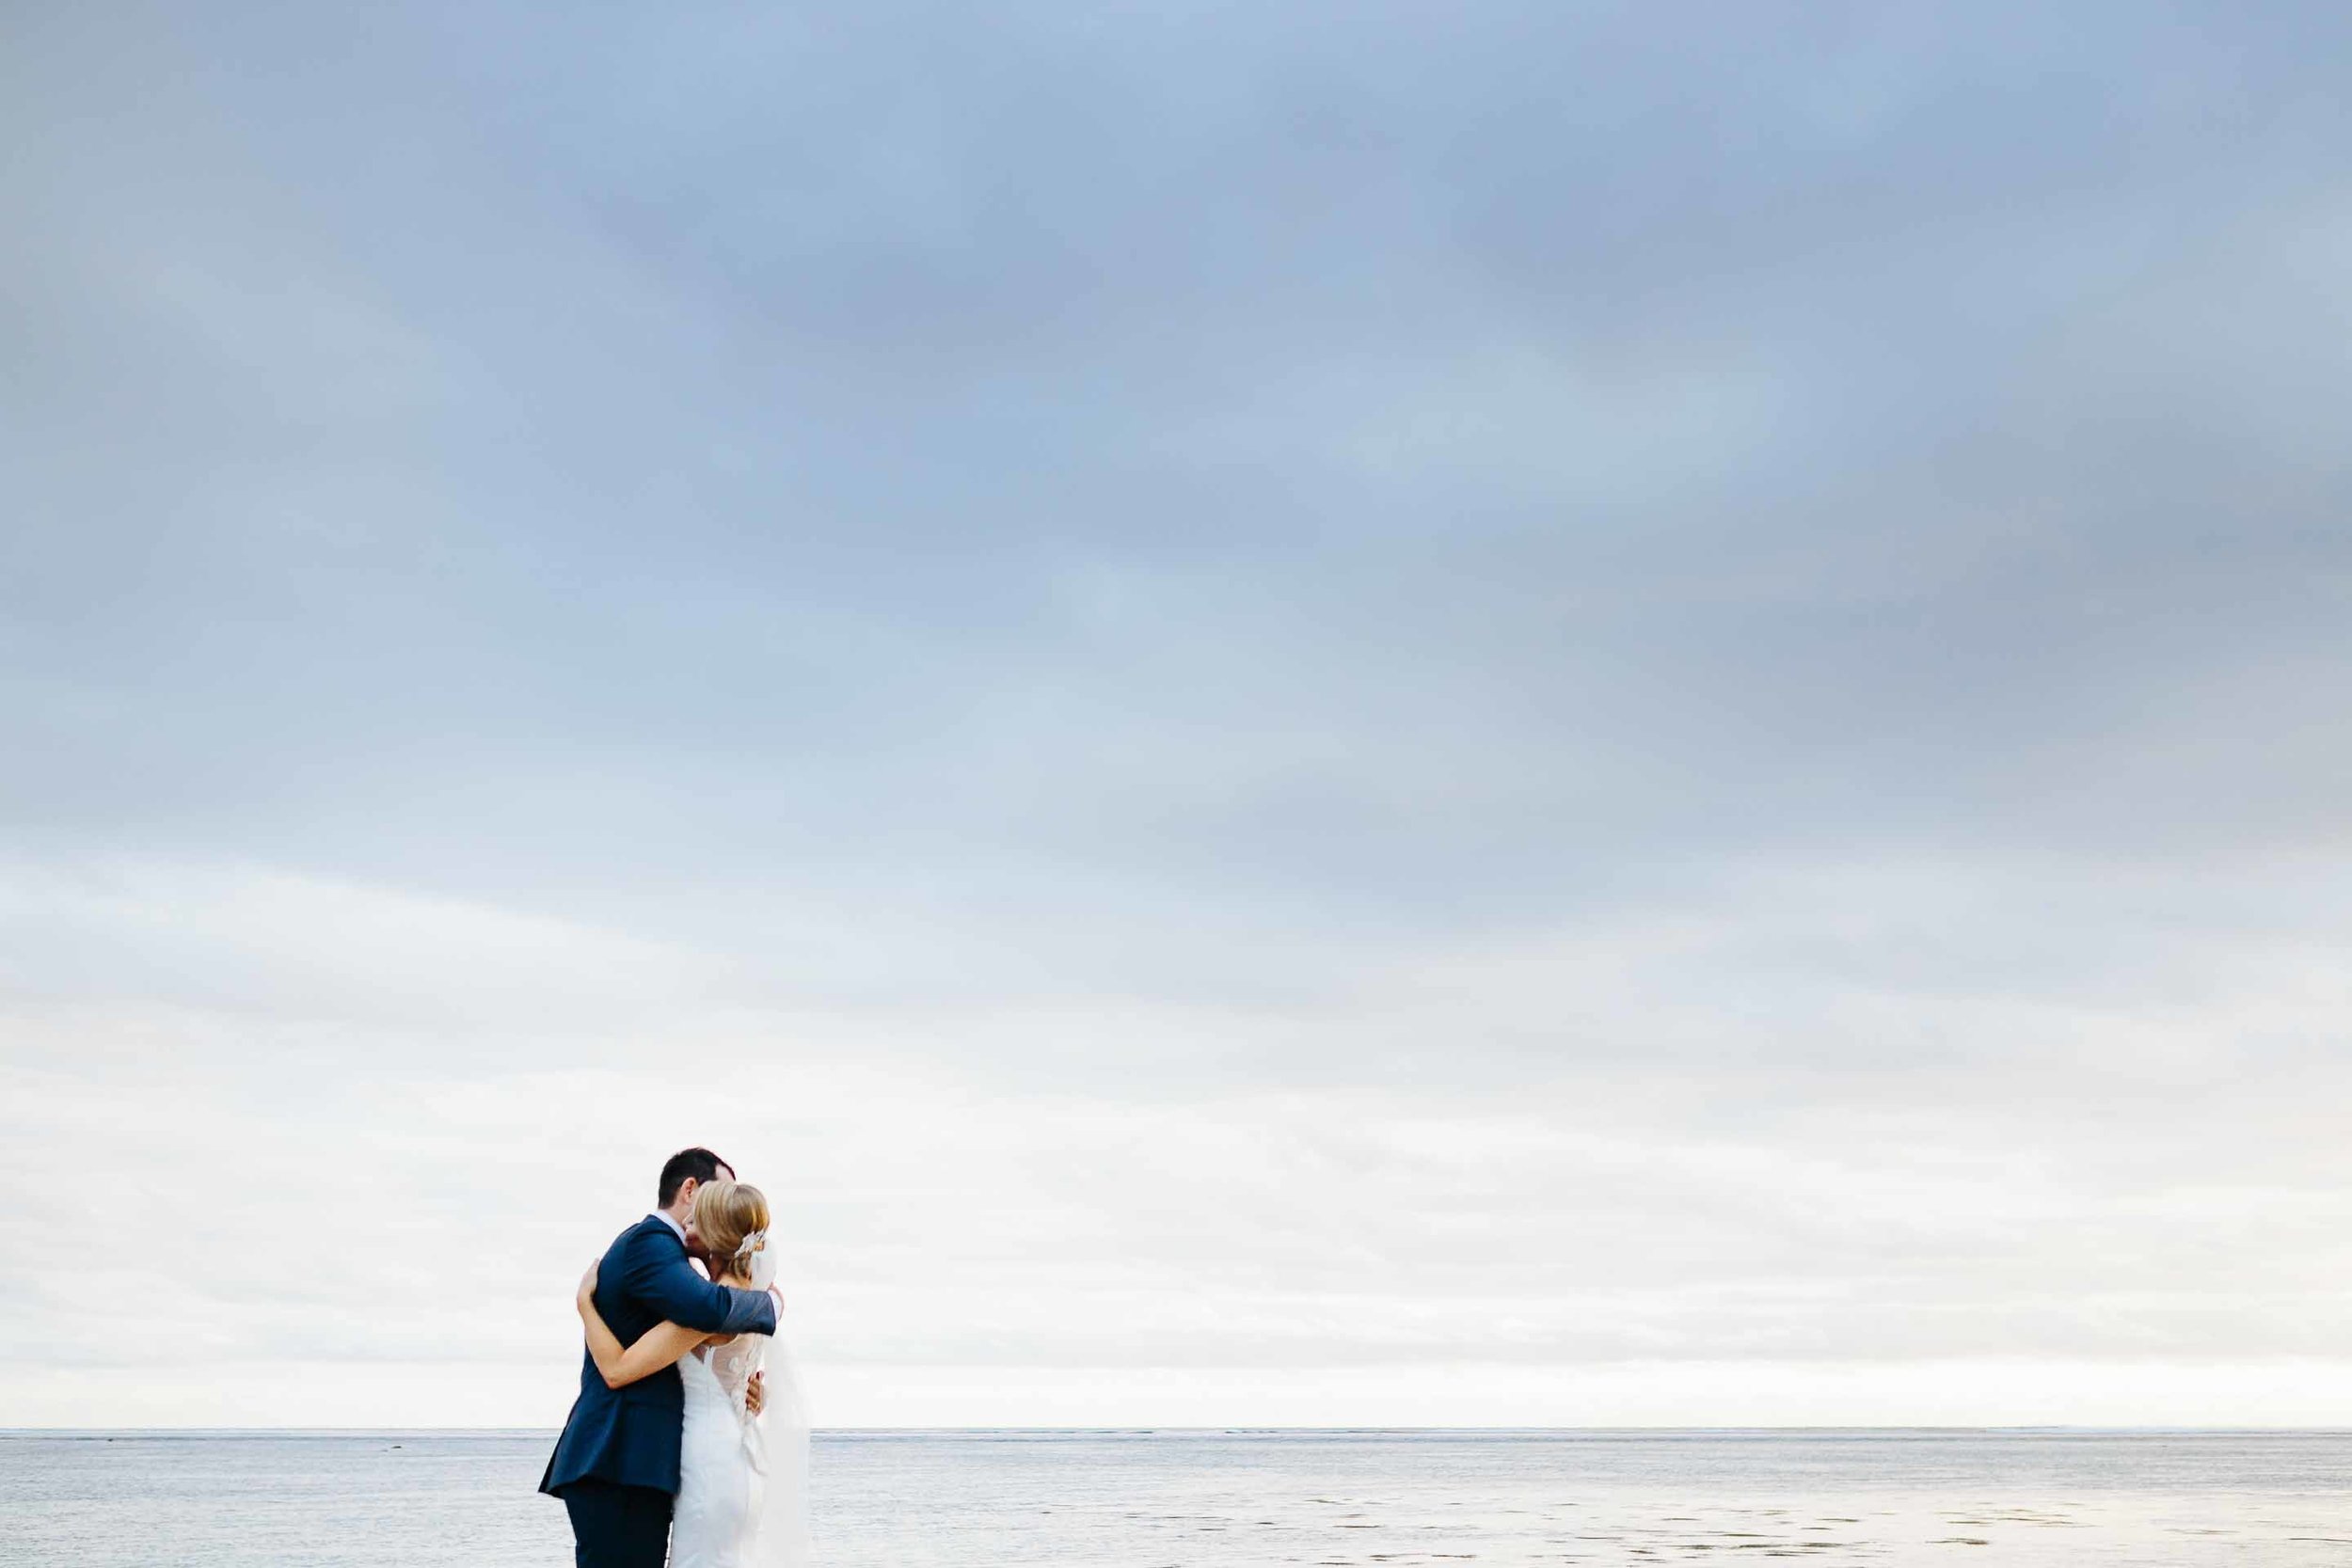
[{"xmin": 692, "ymin": 1179, "xmax": 771, "ymax": 1280}]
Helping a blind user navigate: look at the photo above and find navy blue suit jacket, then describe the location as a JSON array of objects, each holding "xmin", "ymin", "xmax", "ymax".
[{"xmin": 540, "ymin": 1215, "xmax": 779, "ymax": 1497}]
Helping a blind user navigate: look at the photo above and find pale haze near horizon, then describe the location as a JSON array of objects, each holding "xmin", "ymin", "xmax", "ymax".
[{"xmin": 5, "ymin": 2, "xmax": 2351, "ymax": 1429}]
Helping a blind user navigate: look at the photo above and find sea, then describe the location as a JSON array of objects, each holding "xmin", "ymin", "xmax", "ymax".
[{"xmin": 4, "ymin": 1429, "xmax": 2348, "ymax": 1565}]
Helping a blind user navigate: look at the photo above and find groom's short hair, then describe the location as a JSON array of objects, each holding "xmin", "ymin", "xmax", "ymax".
[{"xmin": 659, "ymin": 1147, "xmax": 732, "ymax": 1205}]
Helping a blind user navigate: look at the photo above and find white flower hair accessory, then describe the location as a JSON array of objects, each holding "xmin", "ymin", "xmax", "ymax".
[{"xmin": 735, "ymin": 1228, "xmax": 768, "ymax": 1259}]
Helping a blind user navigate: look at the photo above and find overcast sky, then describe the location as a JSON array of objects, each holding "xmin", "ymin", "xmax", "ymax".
[{"xmin": 6, "ymin": 1, "xmax": 2351, "ymax": 1428}]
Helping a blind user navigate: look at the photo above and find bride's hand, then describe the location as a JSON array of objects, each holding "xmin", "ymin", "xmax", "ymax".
[{"xmin": 576, "ymin": 1259, "xmax": 600, "ymax": 1312}]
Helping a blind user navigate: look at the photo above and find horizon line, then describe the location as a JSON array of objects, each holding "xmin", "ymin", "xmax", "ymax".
[{"xmin": 10, "ymin": 1424, "xmax": 2351, "ymax": 1435}]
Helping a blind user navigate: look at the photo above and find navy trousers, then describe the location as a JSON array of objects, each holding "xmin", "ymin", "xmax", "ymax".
[{"xmin": 559, "ymin": 1479, "xmax": 674, "ymax": 1568}]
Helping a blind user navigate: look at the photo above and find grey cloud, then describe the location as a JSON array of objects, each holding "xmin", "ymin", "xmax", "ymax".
[{"xmin": 7, "ymin": 0, "xmax": 2352, "ymax": 1422}]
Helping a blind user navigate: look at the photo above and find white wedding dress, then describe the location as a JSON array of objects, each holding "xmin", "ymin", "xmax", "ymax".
[{"xmin": 670, "ymin": 1248, "xmax": 811, "ymax": 1568}]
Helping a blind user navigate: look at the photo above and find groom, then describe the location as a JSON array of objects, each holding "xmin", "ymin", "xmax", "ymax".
[{"xmin": 541, "ymin": 1147, "xmax": 780, "ymax": 1568}]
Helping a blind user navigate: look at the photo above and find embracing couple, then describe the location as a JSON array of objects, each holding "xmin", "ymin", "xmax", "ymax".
[{"xmin": 541, "ymin": 1147, "xmax": 811, "ymax": 1568}]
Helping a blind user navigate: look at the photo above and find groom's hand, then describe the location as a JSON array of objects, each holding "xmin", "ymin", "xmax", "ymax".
[{"xmin": 745, "ymin": 1370, "xmax": 765, "ymax": 1417}]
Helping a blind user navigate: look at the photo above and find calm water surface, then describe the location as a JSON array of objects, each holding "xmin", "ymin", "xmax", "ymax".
[{"xmin": 5, "ymin": 1429, "xmax": 2348, "ymax": 1565}]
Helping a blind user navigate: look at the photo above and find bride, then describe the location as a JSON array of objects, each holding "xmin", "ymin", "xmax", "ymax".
[{"xmin": 578, "ymin": 1179, "xmax": 811, "ymax": 1568}]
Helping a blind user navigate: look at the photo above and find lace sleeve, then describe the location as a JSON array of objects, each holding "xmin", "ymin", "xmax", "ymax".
[{"xmin": 707, "ymin": 1332, "xmax": 768, "ymax": 1418}]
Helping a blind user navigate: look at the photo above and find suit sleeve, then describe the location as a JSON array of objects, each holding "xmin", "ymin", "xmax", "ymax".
[{"xmin": 621, "ymin": 1231, "xmax": 780, "ymax": 1337}]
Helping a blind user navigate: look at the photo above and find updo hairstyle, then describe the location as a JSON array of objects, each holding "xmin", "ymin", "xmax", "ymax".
[{"xmin": 692, "ymin": 1179, "xmax": 771, "ymax": 1280}]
